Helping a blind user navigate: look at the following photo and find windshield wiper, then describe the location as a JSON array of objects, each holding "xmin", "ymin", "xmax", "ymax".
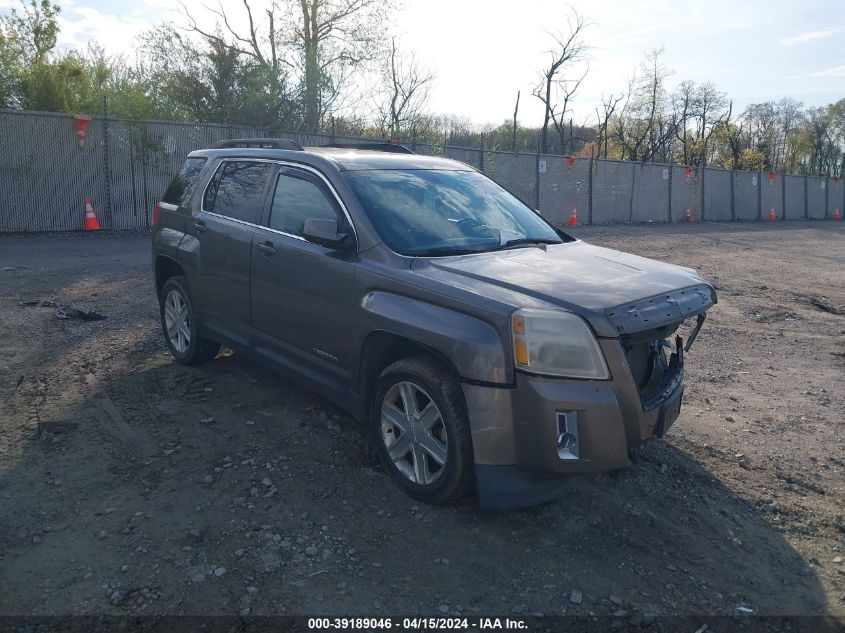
[
  {"xmin": 402, "ymin": 246, "xmax": 488, "ymax": 257},
  {"xmin": 493, "ymin": 237, "xmax": 561, "ymax": 251}
]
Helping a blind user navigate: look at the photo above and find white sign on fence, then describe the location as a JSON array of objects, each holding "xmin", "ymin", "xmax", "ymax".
[
  {"xmin": 539, "ymin": 160, "xmax": 547, "ymax": 174},
  {"xmin": 752, "ymin": 175, "xmax": 758, "ymax": 186},
  {"xmin": 662, "ymin": 168, "xmax": 669, "ymax": 180}
]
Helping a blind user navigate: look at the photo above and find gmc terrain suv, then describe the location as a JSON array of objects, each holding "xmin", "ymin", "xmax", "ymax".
[{"xmin": 152, "ymin": 138, "xmax": 716, "ymax": 509}]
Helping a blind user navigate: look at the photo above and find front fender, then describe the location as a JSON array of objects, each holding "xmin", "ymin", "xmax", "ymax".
[{"xmin": 360, "ymin": 291, "xmax": 510, "ymax": 384}]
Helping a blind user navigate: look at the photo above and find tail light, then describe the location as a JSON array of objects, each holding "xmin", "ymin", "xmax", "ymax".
[{"xmin": 152, "ymin": 201, "xmax": 161, "ymax": 226}]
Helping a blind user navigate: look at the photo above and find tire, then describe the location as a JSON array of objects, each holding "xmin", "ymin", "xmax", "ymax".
[
  {"xmin": 159, "ymin": 276, "xmax": 220, "ymax": 366},
  {"xmin": 370, "ymin": 356, "xmax": 475, "ymax": 505}
]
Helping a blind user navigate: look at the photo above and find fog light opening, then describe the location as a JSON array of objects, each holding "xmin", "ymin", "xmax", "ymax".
[{"xmin": 556, "ymin": 411, "xmax": 580, "ymax": 460}]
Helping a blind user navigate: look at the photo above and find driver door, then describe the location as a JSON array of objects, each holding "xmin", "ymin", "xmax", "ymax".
[{"xmin": 250, "ymin": 165, "xmax": 358, "ymax": 389}]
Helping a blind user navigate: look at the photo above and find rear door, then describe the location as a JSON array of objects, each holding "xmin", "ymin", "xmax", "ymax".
[
  {"xmin": 250, "ymin": 164, "xmax": 358, "ymax": 388},
  {"xmin": 191, "ymin": 159, "xmax": 275, "ymax": 336}
]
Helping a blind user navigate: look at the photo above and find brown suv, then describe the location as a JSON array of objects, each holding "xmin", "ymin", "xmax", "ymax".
[{"xmin": 152, "ymin": 139, "xmax": 716, "ymax": 509}]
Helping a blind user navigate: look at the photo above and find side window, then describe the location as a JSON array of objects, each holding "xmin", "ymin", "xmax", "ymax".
[
  {"xmin": 203, "ymin": 161, "xmax": 273, "ymax": 224},
  {"xmin": 269, "ymin": 170, "xmax": 342, "ymax": 238},
  {"xmin": 162, "ymin": 157, "xmax": 207, "ymax": 206}
]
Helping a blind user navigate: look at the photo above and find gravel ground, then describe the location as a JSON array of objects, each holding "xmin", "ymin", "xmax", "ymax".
[{"xmin": 0, "ymin": 222, "xmax": 843, "ymax": 622}]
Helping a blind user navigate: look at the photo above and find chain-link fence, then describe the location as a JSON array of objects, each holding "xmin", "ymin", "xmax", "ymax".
[{"xmin": 2, "ymin": 108, "xmax": 844, "ymax": 232}]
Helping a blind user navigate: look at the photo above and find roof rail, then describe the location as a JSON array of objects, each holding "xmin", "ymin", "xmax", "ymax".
[
  {"xmin": 320, "ymin": 142, "xmax": 415, "ymax": 154},
  {"xmin": 214, "ymin": 138, "xmax": 304, "ymax": 150}
]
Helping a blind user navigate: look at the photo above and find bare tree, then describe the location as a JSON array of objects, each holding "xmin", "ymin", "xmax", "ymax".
[
  {"xmin": 609, "ymin": 49, "xmax": 673, "ymax": 162},
  {"xmin": 595, "ymin": 91, "xmax": 623, "ymax": 159},
  {"xmin": 375, "ymin": 37, "xmax": 433, "ymax": 138},
  {"xmin": 178, "ymin": 1, "xmax": 291, "ymax": 116},
  {"xmin": 291, "ymin": 0, "xmax": 391, "ymax": 130},
  {"xmin": 671, "ymin": 80, "xmax": 696, "ymax": 164},
  {"xmin": 630, "ymin": 47, "xmax": 673, "ymax": 162},
  {"xmin": 720, "ymin": 108, "xmax": 746, "ymax": 170},
  {"xmin": 532, "ymin": 9, "xmax": 590, "ymax": 154},
  {"xmin": 178, "ymin": 0, "xmax": 390, "ymax": 131},
  {"xmin": 776, "ymin": 97, "xmax": 804, "ymax": 172},
  {"xmin": 692, "ymin": 82, "xmax": 730, "ymax": 166}
]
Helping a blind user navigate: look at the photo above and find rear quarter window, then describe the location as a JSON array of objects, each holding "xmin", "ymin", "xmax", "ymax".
[{"xmin": 162, "ymin": 157, "xmax": 207, "ymax": 207}]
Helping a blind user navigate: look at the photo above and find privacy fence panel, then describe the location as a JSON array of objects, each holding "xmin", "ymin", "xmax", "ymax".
[
  {"xmin": 486, "ymin": 152, "xmax": 535, "ymax": 210},
  {"xmin": 591, "ymin": 161, "xmax": 634, "ymax": 225},
  {"xmin": 806, "ymin": 177, "xmax": 826, "ymax": 219},
  {"xmin": 631, "ymin": 163, "xmax": 669, "ymax": 223},
  {"xmin": 413, "ymin": 142, "xmax": 436, "ymax": 157},
  {"xmin": 106, "ymin": 121, "xmax": 141, "ymax": 230},
  {"xmin": 784, "ymin": 175, "xmax": 806, "ymax": 220},
  {"xmin": 0, "ymin": 111, "xmax": 109, "ymax": 231},
  {"xmin": 733, "ymin": 171, "xmax": 760, "ymax": 221},
  {"xmin": 539, "ymin": 156, "xmax": 589, "ymax": 225},
  {"xmin": 2, "ymin": 109, "xmax": 843, "ymax": 233},
  {"xmin": 444, "ymin": 146, "xmax": 482, "ymax": 170},
  {"xmin": 761, "ymin": 176, "xmax": 782, "ymax": 220},
  {"xmin": 828, "ymin": 179, "xmax": 844, "ymax": 218},
  {"xmin": 670, "ymin": 166, "xmax": 701, "ymax": 221},
  {"xmin": 703, "ymin": 168, "xmax": 731, "ymax": 221}
]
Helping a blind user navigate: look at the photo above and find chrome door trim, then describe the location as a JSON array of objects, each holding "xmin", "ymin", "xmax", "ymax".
[{"xmin": 198, "ymin": 157, "xmax": 358, "ymax": 249}]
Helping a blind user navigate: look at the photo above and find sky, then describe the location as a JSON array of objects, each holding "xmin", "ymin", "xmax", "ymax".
[{"xmin": 2, "ymin": 0, "xmax": 844, "ymax": 127}]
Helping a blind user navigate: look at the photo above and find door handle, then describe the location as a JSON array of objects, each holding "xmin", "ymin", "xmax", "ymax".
[
  {"xmin": 192, "ymin": 220, "xmax": 206, "ymax": 234},
  {"xmin": 257, "ymin": 241, "xmax": 276, "ymax": 256}
]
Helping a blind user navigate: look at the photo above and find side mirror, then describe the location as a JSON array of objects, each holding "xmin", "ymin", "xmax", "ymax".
[{"xmin": 302, "ymin": 218, "xmax": 352, "ymax": 249}]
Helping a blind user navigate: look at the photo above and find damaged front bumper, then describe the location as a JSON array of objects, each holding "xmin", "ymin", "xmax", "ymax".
[{"xmin": 466, "ymin": 288, "xmax": 715, "ymax": 510}]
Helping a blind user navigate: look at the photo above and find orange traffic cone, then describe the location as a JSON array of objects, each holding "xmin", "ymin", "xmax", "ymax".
[
  {"xmin": 685, "ymin": 209, "xmax": 692, "ymax": 222},
  {"xmin": 568, "ymin": 206, "xmax": 578, "ymax": 226},
  {"xmin": 84, "ymin": 199, "xmax": 101, "ymax": 231},
  {"xmin": 768, "ymin": 208, "xmax": 776, "ymax": 221},
  {"xmin": 834, "ymin": 208, "xmax": 841, "ymax": 220}
]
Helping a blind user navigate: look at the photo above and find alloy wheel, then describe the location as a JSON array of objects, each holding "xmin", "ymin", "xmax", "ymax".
[
  {"xmin": 163, "ymin": 289, "xmax": 191, "ymax": 354},
  {"xmin": 380, "ymin": 381, "xmax": 448, "ymax": 485}
]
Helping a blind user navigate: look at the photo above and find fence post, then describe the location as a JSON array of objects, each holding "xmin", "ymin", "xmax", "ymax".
[
  {"xmin": 479, "ymin": 133, "xmax": 485, "ymax": 173},
  {"xmin": 667, "ymin": 162, "xmax": 673, "ymax": 222},
  {"xmin": 141, "ymin": 122, "xmax": 149, "ymax": 221},
  {"xmin": 781, "ymin": 173, "xmax": 786, "ymax": 220},
  {"xmin": 730, "ymin": 169, "xmax": 735, "ymax": 221},
  {"xmin": 839, "ymin": 177, "xmax": 845, "ymax": 217},
  {"xmin": 700, "ymin": 167, "xmax": 706, "ymax": 222},
  {"xmin": 102, "ymin": 96, "xmax": 114, "ymax": 228},
  {"xmin": 587, "ymin": 146, "xmax": 594, "ymax": 225},
  {"xmin": 824, "ymin": 175, "xmax": 829, "ymax": 219},
  {"xmin": 803, "ymin": 173, "xmax": 809, "ymax": 220},
  {"xmin": 628, "ymin": 163, "xmax": 637, "ymax": 223},
  {"xmin": 757, "ymin": 171, "xmax": 762, "ymax": 221},
  {"xmin": 535, "ymin": 145, "xmax": 541, "ymax": 211},
  {"xmin": 127, "ymin": 123, "xmax": 139, "ymax": 226}
]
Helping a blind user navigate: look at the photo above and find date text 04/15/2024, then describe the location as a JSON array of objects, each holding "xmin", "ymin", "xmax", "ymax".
[{"xmin": 307, "ymin": 617, "xmax": 528, "ymax": 630}]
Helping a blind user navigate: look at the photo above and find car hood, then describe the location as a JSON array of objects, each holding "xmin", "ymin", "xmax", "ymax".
[{"xmin": 411, "ymin": 240, "xmax": 716, "ymax": 337}]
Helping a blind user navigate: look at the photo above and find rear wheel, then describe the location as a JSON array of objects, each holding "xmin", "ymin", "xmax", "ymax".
[
  {"xmin": 159, "ymin": 276, "xmax": 219, "ymax": 365},
  {"xmin": 371, "ymin": 356, "xmax": 475, "ymax": 505}
]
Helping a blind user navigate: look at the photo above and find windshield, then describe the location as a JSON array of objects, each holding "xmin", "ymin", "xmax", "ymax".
[{"xmin": 343, "ymin": 169, "xmax": 565, "ymax": 256}]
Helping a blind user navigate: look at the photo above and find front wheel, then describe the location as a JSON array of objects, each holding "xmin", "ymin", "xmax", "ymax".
[
  {"xmin": 159, "ymin": 276, "xmax": 220, "ymax": 365},
  {"xmin": 371, "ymin": 356, "xmax": 475, "ymax": 505}
]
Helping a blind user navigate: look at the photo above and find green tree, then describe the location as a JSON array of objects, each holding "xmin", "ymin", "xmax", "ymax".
[{"xmin": 0, "ymin": 29, "xmax": 23, "ymax": 107}]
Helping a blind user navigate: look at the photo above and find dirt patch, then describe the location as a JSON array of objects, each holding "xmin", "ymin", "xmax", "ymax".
[{"xmin": 0, "ymin": 223, "xmax": 843, "ymax": 619}]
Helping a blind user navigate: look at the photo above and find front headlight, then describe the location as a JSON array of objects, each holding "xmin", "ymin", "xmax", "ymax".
[{"xmin": 511, "ymin": 308, "xmax": 610, "ymax": 379}]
